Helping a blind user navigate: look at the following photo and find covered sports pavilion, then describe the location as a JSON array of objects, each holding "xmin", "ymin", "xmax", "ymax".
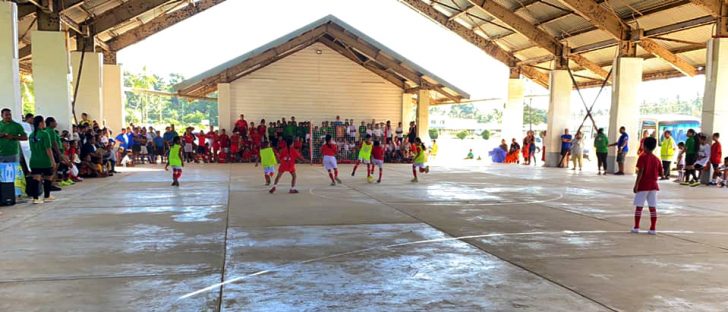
[{"xmin": 1, "ymin": 0, "xmax": 728, "ymax": 310}]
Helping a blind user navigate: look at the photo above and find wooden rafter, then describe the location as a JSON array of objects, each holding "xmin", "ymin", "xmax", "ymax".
[
  {"xmin": 689, "ymin": 0, "xmax": 721, "ymax": 17},
  {"xmin": 467, "ymin": 0, "xmax": 607, "ymax": 78},
  {"xmin": 85, "ymin": 0, "xmax": 172, "ymax": 35},
  {"xmin": 557, "ymin": 0, "xmax": 699, "ymax": 77},
  {"xmin": 325, "ymin": 24, "xmax": 461, "ymax": 102},
  {"xmin": 106, "ymin": 0, "xmax": 226, "ymax": 51},
  {"xmin": 179, "ymin": 25, "xmax": 328, "ymax": 96},
  {"xmin": 399, "ymin": 0, "xmax": 549, "ymax": 87},
  {"xmin": 318, "ymin": 37, "xmax": 406, "ymax": 89}
]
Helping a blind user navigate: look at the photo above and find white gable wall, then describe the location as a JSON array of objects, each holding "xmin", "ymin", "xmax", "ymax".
[{"xmin": 226, "ymin": 42, "xmax": 403, "ymax": 129}]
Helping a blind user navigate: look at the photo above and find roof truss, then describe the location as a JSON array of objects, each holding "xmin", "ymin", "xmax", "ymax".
[{"xmin": 177, "ymin": 21, "xmax": 464, "ymax": 102}]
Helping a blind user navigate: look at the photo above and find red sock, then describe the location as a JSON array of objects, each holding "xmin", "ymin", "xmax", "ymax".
[
  {"xmin": 334, "ymin": 168, "xmax": 338, "ymax": 178},
  {"xmin": 379, "ymin": 169, "xmax": 382, "ymax": 180},
  {"xmin": 352, "ymin": 162, "xmax": 359, "ymax": 174},
  {"xmin": 634, "ymin": 207, "xmax": 643, "ymax": 229},
  {"xmin": 649, "ymin": 207, "xmax": 657, "ymax": 231},
  {"xmin": 412, "ymin": 166, "xmax": 417, "ymax": 178},
  {"xmin": 328, "ymin": 172, "xmax": 335, "ymax": 183},
  {"xmin": 367, "ymin": 164, "xmax": 371, "ymax": 177}
]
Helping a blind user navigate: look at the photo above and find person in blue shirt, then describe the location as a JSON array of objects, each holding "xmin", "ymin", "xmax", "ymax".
[
  {"xmin": 115, "ymin": 128, "xmax": 129, "ymax": 150},
  {"xmin": 609, "ymin": 126, "xmax": 629, "ymax": 175},
  {"xmin": 153, "ymin": 130, "xmax": 165, "ymax": 163},
  {"xmin": 560, "ymin": 128, "xmax": 573, "ymax": 168}
]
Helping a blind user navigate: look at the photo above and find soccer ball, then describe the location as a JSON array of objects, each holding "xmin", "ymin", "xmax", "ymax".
[{"xmin": 367, "ymin": 176, "xmax": 374, "ymax": 183}]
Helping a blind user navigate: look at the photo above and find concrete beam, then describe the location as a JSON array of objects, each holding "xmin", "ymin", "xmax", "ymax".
[{"xmin": 106, "ymin": 0, "xmax": 226, "ymax": 51}]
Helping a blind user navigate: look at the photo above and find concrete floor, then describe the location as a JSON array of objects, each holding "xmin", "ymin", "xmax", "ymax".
[{"xmin": 1, "ymin": 162, "xmax": 727, "ymax": 311}]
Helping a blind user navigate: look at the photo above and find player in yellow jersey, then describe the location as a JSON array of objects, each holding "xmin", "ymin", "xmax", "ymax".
[
  {"xmin": 165, "ymin": 136, "xmax": 184, "ymax": 187},
  {"xmin": 411, "ymin": 137, "xmax": 429, "ymax": 183},
  {"xmin": 256, "ymin": 141, "xmax": 278, "ymax": 186},
  {"xmin": 351, "ymin": 134, "xmax": 373, "ymax": 181}
]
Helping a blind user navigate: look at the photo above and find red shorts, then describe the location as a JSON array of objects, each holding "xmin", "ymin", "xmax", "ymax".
[
  {"xmin": 230, "ymin": 146, "xmax": 239, "ymax": 154},
  {"xmin": 279, "ymin": 164, "xmax": 296, "ymax": 173}
]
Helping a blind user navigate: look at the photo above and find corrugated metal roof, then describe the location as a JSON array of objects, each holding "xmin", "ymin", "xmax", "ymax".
[{"xmin": 174, "ymin": 15, "xmax": 470, "ymax": 99}]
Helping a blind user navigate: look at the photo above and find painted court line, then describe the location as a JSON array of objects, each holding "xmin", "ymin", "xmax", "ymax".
[{"xmin": 178, "ymin": 229, "xmax": 718, "ymax": 300}]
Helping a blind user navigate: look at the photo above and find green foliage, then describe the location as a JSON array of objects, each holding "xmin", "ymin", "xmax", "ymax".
[
  {"xmin": 428, "ymin": 128, "xmax": 439, "ymax": 140},
  {"xmin": 123, "ymin": 68, "xmax": 218, "ymax": 131},
  {"xmin": 640, "ymin": 94, "xmax": 702, "ymax": 117},
  {"xmin": 455, "ymin": 130, "xmax": 469, "ymax": 140},
  {"xmin": 523, "ymin": 106, "xmax": 547, "ymax": 125},
  {"xmin": 480, "ymin": 129, "xmax": 491, "ymax": 140},
  {"xmin": 20, "ymin": 75, "xmax": 35, "ymax": 115}
]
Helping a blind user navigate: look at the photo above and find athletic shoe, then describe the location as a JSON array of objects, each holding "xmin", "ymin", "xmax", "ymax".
[
  {"xmin": 50, "ymin": 185, "xmax": 62, "ymax": 192},
  {"xmin": 615, "ymin": 172, "xmax": 625, "ymax": 176},
  {"xmin": 630, "ymin": 228, "xmax": 639, "ymax": 234},
  {"xmin": 425, "ymin": 166, "xmax": 430, "ymax": 174},
  {"xmin": 269, "ymin": 186, "xmax": 276, "ymax": 194},
  {"xmin": 351, "ymin": 171, "xmax": 355, "ymax": 177},
  {"xmin": 330, "ymin": 182, "xmax": 336, "ymax": 186},
  {"xmin": 289, "ymin": 189, "xmax": 299, "ymax": 194},
  {"xmin": 411, "ymin": 177, "xmax": 418, "ymax": 183},
  {"xmin": 690, "ymin": 182, "xmax": 701, "ymax": 187},
  {"xmin": 265, "ymin": 182, "xmax": 270, "ymax": 186},
  {"xmin": 335, "ymin": 177, "xmax": 342, "ymax": 184},
  {"xmin": 597, "ymin": 172, "xmax": 602, "ymax": 175},
  {"xmin": 32, "ymin": 199, "xmax": 44, "ymax": 204},
  {"xmin": 647, "ymin": 230, "xmax": 656, "ymax": 235},
  {"xmin": 44, "ymin": 196, "xmax": 56, "ymax": 202},
  {"xmin": 708, "ymin": 182, "xmax": 717, "ymax": 186},
  {"xmin": 377, "ymin": 179, "xmax": 381, "ymax": 184},
  {"xmin": 680, "ymin": 182, "xmax": 690, "ymax": 186}
]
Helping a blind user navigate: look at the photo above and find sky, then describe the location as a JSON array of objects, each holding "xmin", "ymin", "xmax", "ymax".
[
  {"xmin": 118, "ymin": 0, "xmax": 509, "ymax": 100},
  {"xmin": 118, "ymin": 0, "xmax": 707, "ymax": 106}
]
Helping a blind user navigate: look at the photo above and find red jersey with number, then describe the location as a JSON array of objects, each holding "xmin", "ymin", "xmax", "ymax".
[
  {"xmin": 278, "ymin": 147, "xmax": 300, "ymax": 173},
  {"xmin": 372, "ymin": 146, "xmax": 384, "ymax": 160},
  {"xmin": 322, "ymin": 143, "xmax": 337, "ymax": 156},
  {"xmin": 636, "ymin": 153, "xmax": 663, "ymax": 192},
  {"xmin": 218, "ymin": 134, "xmax": 230, "ymax": 148}
]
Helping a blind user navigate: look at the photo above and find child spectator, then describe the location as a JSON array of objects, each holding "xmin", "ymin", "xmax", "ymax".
[
  {"xmin": 710, "ymin": 133, "xmax": 722, "ymax": 186},
  {"xmin": 631, "ymin": 137, "xmax": 662, "ymax": 235},
  {"xmin": 717, "ymin": 157, "xmax": 728, "ymax": 187},
  {"xmin": 691, "ymin": 134, "xmax": 711, "ymax": 187},
  {"xmin": 674, "ymin": 142, "xmax": 686, "ymax": 183}
]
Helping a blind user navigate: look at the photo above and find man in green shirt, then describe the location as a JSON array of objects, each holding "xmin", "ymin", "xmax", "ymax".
[
  {"xmin": 593, "ymin": 128, "xmax": 609, "ymax": 175},
  {"xmin": 283, "ymin": 121, "xmax": 296, "ymax": 140},
  {"xmin": 0, "ymin": 108, "xmax": 28, "ymax": 163}
]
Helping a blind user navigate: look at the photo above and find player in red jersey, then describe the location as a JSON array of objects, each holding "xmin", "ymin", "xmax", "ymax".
[
  {"xmin": 321, "ymin": 134, "xmax": 342, "ymax": 186},
  {"xmin": 371, "ymin": 140, "xmax": 385, "ymax": 183},
  {"xmin": 270, "ymin": 138, "xmax": 307, "ymax": 194},
  {"xmin": 632, "ymin": 137, "xmax": 663, "ymax": 235}
]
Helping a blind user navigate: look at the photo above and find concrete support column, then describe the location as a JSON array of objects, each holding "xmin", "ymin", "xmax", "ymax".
[
  {"xmin": 607, "ymin": 57, "xmax": 643, "ymax": 174},
  {"xmin": 502, "ymin": 78, "xmax": 525, "ymax": 142},
  {"xmin": 544, "ymin": 70, "xmax": 572, "ymax": 167},
  {"xmin": 103, "ymin": 64, "xmax": 124, "ymax": 133},
  {"xmin": 401, "ymin": 93, "xmax": 415, "ymax": 128},
  {"xmin": 416, "ymin": 89, "xmax": 430, "ymax": 141},
  {"xmin": 217, "ymin": 83, "xmax": 231, "ymax": 131},
  {"xmin": 701, "ymin": 38, "xmax": 728, "ymax": 183},
  {"xmin": 0, "ymin": 2, "xmax": 21, "ymax": 115},
  {"xmin": 71, "ymin": 52, "xmax": 104, "ymax": 124},
  {"xmin": 32, "ymin": 31, "xmax": 73, "ymax": 131}
]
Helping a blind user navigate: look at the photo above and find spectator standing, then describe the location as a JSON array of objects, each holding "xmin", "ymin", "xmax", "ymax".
[
  {"xmin": 609, "ymin": 126, "xmax": 629, "ymax": 175},
  {"xmin": 560, "ymin": 129, "xmax": 572, "ymax": 168},
  {"xmin": 571, "ymin": 131, "xmax": 584, "ymax": 171},
  {"xmin": 660, "ymin": 130, "xmax": 676, "ymax": 180}
]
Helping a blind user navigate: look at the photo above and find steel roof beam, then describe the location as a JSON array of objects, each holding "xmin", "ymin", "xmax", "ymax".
[
  {"xmin": 689, "ymin": 0, "xmax": 721, "ymax": 17},
  {"xmin": 85, "ymin": 0, "xmax": 172, "ymax": 35}
]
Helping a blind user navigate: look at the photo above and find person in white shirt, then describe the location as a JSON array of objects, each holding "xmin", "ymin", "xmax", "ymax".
[{"xmin": 693, "ymin": 133, "xmax": 711, "ymax": 185}]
